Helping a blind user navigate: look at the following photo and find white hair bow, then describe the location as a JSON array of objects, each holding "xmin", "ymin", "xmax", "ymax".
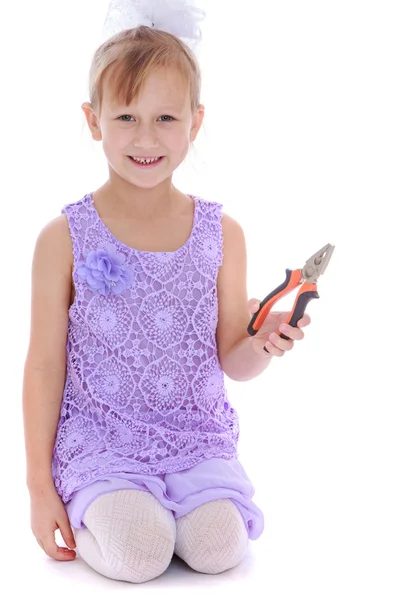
[{"xmin": 103, "ymin": 0, "xmax": 206, "ymax": 50}]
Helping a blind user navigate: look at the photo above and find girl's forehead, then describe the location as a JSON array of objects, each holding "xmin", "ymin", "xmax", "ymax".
[{"xmin": 103, "ymin": 67, "xmax": 190, "ymax": 110}]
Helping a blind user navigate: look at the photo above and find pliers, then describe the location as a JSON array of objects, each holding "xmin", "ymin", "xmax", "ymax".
[{"xmin": 247, "ymin": 243, "xmax": 335, "ymax": 351}]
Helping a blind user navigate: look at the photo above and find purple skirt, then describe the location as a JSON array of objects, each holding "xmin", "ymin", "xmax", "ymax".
[{"xmin": 66, "ymin": 458, "xmax": 264, "ymax": 540}]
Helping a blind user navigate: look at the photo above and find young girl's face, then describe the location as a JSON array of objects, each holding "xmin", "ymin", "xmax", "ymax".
[{"xmin": 86, "ymin": 67, "xmax": 204, "ymax": 189}]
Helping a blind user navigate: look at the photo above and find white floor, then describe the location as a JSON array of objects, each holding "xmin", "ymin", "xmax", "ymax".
[{"xmin": 9, "ymin": 542, "xmax": 263, "ymax": 596}]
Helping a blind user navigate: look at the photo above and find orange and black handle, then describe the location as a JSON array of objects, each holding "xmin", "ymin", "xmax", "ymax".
[{"xmin": 247, "ymin": 269, "xmax": 320, "ymax": 339}]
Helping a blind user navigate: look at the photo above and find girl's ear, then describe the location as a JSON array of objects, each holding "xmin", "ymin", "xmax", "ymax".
[
  {"xmin": 190, "ymin": 104, "xmax": 205, "ymax": 142},
  {"xmin": 82, "ymin": 102, "xmax": 102, "ymax": 141}
]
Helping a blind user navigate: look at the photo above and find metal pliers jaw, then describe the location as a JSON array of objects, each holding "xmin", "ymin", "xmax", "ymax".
[
  {"xmin": 247, "ymin": 243, "xmax": 335, "ymax": 348},
  {"xmin": 301, "ymin": 243, "xmax": 335, "ymax": 283}
]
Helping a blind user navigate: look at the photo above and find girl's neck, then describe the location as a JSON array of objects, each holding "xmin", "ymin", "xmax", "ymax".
[{"xmin": 96, "ymin": 178, "xmax": 181, "ymax": 220}]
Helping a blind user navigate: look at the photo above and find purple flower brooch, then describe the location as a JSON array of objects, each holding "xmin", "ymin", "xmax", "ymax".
[{"xmin": 76, "ymin": 245, "xmax": 133, "ymax": 295}]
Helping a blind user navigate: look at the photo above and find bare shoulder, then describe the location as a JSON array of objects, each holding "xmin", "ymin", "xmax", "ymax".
[
  {"xmin": 32, "ymin": 213, "xmax": 74, "ymax": 305},
  {"xmin": 37, "ymin": 213, "xmax": 72, "ymax": 243},
  {"xmin": 220, "ymin": 211, "xmax": 246, "ymax": 244},
  {"xmin": 219, "ymin": 211, "xmax": 247, "ymax": 274},
  {"xmin": 216, "ymin": 211, "xmax": 249, "ymax": 376},
  {"xmin": 34, "ymin": 214, "xmax": 73, "ymax": 271}
]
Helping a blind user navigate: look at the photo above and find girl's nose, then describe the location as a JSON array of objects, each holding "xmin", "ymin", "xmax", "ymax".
[{"xmin": 133, "ymin": 124, "xmax": 158, "ymax": 148}]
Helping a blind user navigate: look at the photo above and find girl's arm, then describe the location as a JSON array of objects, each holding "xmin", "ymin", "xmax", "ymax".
[
  {"xmin": 22, "ymin": 216, "xmax": 73, "ymax": 495},
  {"xmin": 216, "ymin": 214, "xmax": 273, "ymax": 381},
  {"xmin": 217, "ymin": 215, "xmax": 311, "ymax": 380}
]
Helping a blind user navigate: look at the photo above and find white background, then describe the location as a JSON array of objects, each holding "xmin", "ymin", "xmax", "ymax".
[{"xmin": 1, "ymin": 0, "xmax": 399, "ymax": 597}]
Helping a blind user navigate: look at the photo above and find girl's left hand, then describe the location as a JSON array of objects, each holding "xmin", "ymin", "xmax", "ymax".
[{"xmin": 248, "ymin": 298, "xmax": 311, "ymax": 357}]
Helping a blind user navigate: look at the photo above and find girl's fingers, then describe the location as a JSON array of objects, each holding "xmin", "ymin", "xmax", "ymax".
[
  {"xmin": 269, "ymin": 333, "xmax": 295, "ymax": 352},
  {"xmin": 297, "ymin": 314, "xmax": 311, "ymax": 328},
  {"xmin": 248, "ymin": 299, "xmax": 261, "ymax": 314},
  {"xmin": 40, "ymin": 534, "xmax": 76, "ymax": 561},
  {"xmin": 59, "ymin": 519, "xmax": 76, "ymax": 549},
  {"xmin": 263, "ymin": 341, "xmax": 285, "ymax": 357},
  {"xmin": 278, "ymin": 323, "xmax": 305, "ymax": 341},
  {"xmin": 264, "ymin": 325, "xmax": 308, "ymax": 355}
]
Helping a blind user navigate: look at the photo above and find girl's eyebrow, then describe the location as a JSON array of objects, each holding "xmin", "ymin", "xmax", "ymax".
[
  {"xmin": 111, "ymin": 106, "xmax": 180, "ymax": 113},
  {"xmin": 125, "ymin": 105, "xmax": 181, "ymax": 111}
]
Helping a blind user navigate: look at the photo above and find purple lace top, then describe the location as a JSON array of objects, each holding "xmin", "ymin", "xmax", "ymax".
[{"xmin": 52, "ymin": 193, "xmax": 240, "ymax": 504}]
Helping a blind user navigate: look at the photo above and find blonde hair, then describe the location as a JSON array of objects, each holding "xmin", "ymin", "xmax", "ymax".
[{"xmin": 88, "ymin": 26, "xmax": 201, "ymax": 114}]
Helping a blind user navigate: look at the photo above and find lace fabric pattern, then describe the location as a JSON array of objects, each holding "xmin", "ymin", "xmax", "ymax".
[{"xmin": 52, "ymin": 194, "xmax": 240, "ymax": 503}]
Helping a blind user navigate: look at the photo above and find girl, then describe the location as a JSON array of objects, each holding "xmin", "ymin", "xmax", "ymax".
[{"xmin": 23, "ymin": 1, "xmax": 310, "ymax": 584}]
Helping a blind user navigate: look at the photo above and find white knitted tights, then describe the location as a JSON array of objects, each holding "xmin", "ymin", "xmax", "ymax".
[
  {"xmin": 74, "ymin": 490, "xmax": 248, "ymax": 583},
  {"xmin": 175, "ymin": 497, "xmax": 249, "ymax": 575}
]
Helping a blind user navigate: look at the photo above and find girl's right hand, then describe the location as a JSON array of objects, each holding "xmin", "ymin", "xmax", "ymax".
[{"xmin": 30, "ymin": 484, "xmax": 77, "ymax": 561}]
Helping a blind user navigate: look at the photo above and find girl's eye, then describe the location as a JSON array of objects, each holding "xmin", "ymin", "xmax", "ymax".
[{"xmin": 118, "ymin": 115, "xmax": 175, "ymax": 122}]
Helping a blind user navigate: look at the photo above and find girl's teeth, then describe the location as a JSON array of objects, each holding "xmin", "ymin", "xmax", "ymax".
[{"xmin": 132, "ymin": 157, "xmax": 160, "ymax": 164}]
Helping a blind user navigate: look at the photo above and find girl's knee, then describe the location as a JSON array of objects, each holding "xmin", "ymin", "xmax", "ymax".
[
  {"xmin": 76, "ymin": 489, "xmax": 176, "ymax": 583},
  {"xmin": 175, "ymin": 498, "xmax": 248, "ymax": 575}
]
